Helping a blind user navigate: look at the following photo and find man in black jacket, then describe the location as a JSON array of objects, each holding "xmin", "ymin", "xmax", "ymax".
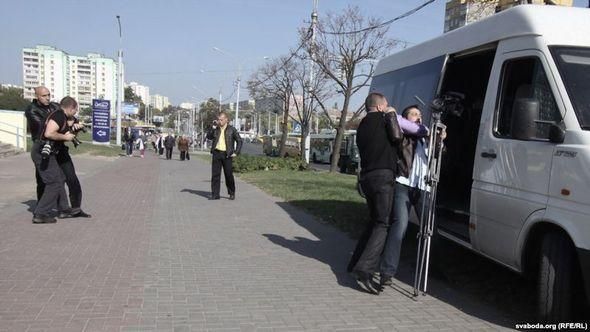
[
  {"xmin": 24, "ymin": 87, "xmax": 91, "ymax": 219},
  {"xmin": 206, "ymin": 112, "xmax": 242, "ymax": 200},
  {"xmin": 348, "ymin": 92, "xmax": 403, "ymax": 294}
]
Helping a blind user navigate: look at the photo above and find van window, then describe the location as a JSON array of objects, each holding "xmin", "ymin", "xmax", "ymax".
[
  {"xmin": 495, "ymin": 57, "xmax": 561, "ymax": 140},
  {"xmin": 370, "ymin": 55, "xmax": 446, "ymax": 124},
  {"xmin": 550, "ymin": 47, "xmax": 590, "ymax": 130}
]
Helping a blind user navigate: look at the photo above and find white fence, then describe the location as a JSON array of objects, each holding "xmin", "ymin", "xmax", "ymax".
[{"xmin": 0, "ymin": 110, "xmax": 27, "ymax": 151}]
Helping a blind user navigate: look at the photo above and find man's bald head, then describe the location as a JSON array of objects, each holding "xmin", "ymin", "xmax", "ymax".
[{"xmin": 34, "ymin": 86, "xmax": 51, "ymax": 106}]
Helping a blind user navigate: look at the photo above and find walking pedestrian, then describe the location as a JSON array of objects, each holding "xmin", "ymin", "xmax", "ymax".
[
  {"xmin": 178, "ymin": 135, "xmax": 189, "ymax": 161},
  {"xmin": 164, "ymin": 133, "xmax": 175, "ymax": 160}
]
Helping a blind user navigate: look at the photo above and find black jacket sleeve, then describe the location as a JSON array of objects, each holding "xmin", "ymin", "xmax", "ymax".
[
  {"xmin": 206, "ymin": 127, "xmax": 216, "ymax": 140},
  {"xmin": 384, "ymin": 112, "xmax": 403, "ymax": 145},
  {"xmin": 233, "ymin": 129, "xmax": 243, "ymax": 155}
]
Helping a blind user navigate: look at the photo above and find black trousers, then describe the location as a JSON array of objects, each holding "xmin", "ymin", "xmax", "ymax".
[
  {"xmin": 211, "ymin": 150, "xmax": 235, "ymax": 198},
  {"xmin": 35, "ymin": 145, "xmax": 83, "ymax": 209},
  {"xmin": 180, "ymin": 151, "xmax": 187, "ymax": 161},
  {"xmin": 165, "ymin": 147, "xmax": 173, "ymax": 160},
  {"xmin": 31, "ymin": 143, "xmax": 69, "ymax": 216},
  {"xmin": 348, "ymin": 169, "xmax": 395, "ymax": 274}
]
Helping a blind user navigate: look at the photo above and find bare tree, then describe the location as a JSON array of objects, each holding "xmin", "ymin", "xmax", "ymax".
[
  {"xmin": 288, "ymin": 54, "xmax": 333, "ymax": 159},
  {"xmin": 306, "ymin": 5, "xmax": 396, "ymax": 172},
  {"xmin": 247, "ymin": 56, "xmax": 297, "ymax": 157}
]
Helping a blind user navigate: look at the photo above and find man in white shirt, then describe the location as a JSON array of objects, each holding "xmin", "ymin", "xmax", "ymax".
[{"xmin": 379, "ymin": 105, "xmax": 445, "ymax": 286}]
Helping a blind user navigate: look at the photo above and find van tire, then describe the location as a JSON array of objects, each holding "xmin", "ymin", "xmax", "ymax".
[{"xmin": 538, "ymin": 231, "xmax": 574, "ymax": 322}]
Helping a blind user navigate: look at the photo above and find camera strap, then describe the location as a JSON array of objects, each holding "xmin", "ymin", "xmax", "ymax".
[{"xmin": 40, "ymin": 110, "xmax": 68, "ymax": 140}]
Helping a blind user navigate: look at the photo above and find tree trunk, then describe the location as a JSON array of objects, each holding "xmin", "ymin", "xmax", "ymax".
[
  {"xmin": 329, "ymin": 90, "xmax": 351, "ymax": 172},
  {"xmin": 278, "ymin": 107, "xmax": 290, "ymax": 157}
]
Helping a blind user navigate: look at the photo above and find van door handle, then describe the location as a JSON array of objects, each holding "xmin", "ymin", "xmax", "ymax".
[{"xmin": 481, "ymin": 151, "xmax": 497, "ymax": 159}]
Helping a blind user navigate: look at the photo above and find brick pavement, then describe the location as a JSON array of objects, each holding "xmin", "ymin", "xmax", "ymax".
[{"xmin": 0, "ymin": 150, "xmax": 516, "ymax": 331}]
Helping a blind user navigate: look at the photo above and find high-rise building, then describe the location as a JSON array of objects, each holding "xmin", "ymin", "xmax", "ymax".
[
  {"xmin": 22, "ymin": 45, "xmax": 120, "ymax": 111},
  {"xmin": 127, "ymin": 81, "xmax": 150, "ymax": 105},
  {"xmin": 150, "ymin": 94, "xmax": 170, "ymax": 110},
  {"xmin": 444, "ymin": 0, "xmax": 573, "ymax": 32}
]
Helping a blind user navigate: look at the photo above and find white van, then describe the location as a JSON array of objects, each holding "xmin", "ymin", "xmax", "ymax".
[{"xmin": 370, "ymin": 5, "xmax": 589, "ymax": 321}]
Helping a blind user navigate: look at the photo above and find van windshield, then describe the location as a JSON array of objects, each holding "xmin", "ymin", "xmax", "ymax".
[{"xmin": 551, "ymin": 47, "xmax": 590, "ymax": 130}]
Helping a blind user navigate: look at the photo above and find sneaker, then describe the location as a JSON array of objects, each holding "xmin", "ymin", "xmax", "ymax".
[
  {"xmin": 32, "ymin": 215, "xmax": 57, "ymax": 224},
  {"xmin": 380, "ymin": 274, "xmax": 393, "ymax": 286}
]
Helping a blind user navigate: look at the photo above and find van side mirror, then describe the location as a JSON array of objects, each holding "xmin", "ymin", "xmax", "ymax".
[
  {"xmin": 511, "ymin": 98, "xmax": 539, "ymax": 140},
  {"xmin": 548, "ymin": 124, "xmax": 565, "ymax": 143}
]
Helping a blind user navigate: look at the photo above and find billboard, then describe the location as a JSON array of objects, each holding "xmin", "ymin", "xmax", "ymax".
[
  {"xmin": 123, "ymin": 102, "xmax": 139, "ymax": 115},
  {"xmin": 91, "ymin": 99, "xmax": 111, "ymax": 144},
  {"xmin": 153, "ymin": 116, "xmax": 164, "ymax": 123}
]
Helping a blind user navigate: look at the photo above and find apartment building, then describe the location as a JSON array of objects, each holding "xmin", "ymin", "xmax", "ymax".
[
  {"xmin": 127, "ymin": 81, "xmax": 150, "ymax": 105},
  {"xmin": 22, "ymin": 45, "xmax": 120, "ymax": 110},
  {"xmin": 444, "ymin": 0, "xmax": 573, "ymax": 32}
]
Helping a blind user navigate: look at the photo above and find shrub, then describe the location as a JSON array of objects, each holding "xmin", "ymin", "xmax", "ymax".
[{"xmin": 233, "ymin": 155, "xmax": 308, "ymax": 173}]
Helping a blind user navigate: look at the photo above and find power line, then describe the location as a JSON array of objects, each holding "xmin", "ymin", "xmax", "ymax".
[
  {"xmin": 320, "ymin": 0, "xmax": 437, "ymax": 35},
  {"xmin": 247, "ymin": 26, "xmax": 313, "ymax": 90}
]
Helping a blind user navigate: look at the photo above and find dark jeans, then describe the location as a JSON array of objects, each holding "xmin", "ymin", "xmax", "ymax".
[
  {"xmin": 126, "ymin": 141, "xmax": 134, "ymax": 155},
  {"xmin": 348, "ymin": 169, "xmax": 395, "ymax": 275},
  {"xmin": 56, "ymin": 149, "xmax": 83, "ymax": 209},
  {"xmin": 381, "ymin": 182, "xmax": 426, "ymax": 277},
  {"xmin": 31, "ymin": 144, "xmax": 68, "ymax": 216},
  {"xmin": 165, "ymin": 147, "xmax": 173, "ymax": 160},
  {"xmin": 211, "ymin": 150, "xmax": 235, "ymax": 198},
  {"xmin": 35, "ymin": 145, "xmax": 83, "ymax": 209}
]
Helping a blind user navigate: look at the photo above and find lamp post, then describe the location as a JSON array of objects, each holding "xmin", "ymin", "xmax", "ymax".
[
  {"xmin": 115, "ymin": 15, "xmax": 123, "ymax": 146},
  {"xmin": 212, "ymin": 47, "xmax": 268, "ymax": 131},
  {"xmin": 213, "ymin": 47, "xmax": 242, "ymax": 130}
]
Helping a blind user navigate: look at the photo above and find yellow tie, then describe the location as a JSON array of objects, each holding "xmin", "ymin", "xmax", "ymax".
[{"xmin": 216, "ymin": 125, "xmax": 227, "ymax": 151}]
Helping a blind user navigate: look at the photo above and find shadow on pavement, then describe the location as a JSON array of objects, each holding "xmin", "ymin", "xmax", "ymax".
[
  {"xmin": 267, "ymin": 199, "xmax": 521, "ymax": 329},
  {"xmin": 21, "ymin": 200, "xmax": 36, "ymax": 213},
  {"xmin": 180, "ymin": 189, "xmax": 211, "ymax": 199}
]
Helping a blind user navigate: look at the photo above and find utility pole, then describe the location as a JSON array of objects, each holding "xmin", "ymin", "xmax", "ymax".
[
  {"xmin": 304, "ymin": 0, "xmax": 318, "ymax": 163},
  {"xmin": 115, "ymin": 15, "xmax": 123, "ymax": 146}
]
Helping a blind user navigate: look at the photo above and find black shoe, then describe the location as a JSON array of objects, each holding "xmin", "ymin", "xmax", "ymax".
[
  {"xmin": 32, "ymin": 215, "xmax": 57, "ymax": 224},
  {"xmin": 352, "ymin": 270, "xmax": 379, "ymax": 295},
  {"xmin": 229, "ymin": 194, "xmax": 235, "ymax": 200},
  {"xmin": 72, "ymin": 210, "xmax": 92, "ymax": 218},
  {"xmin": 210, "ymin": 195, "xmax": 220, "ymax": 200},
  {"xmin": 58, "ymin": 209, "xmax": 74, "ymax": 219},
  {"xmin": 380, "ymin": 274, "xmax": 393, "ymax": 287}
]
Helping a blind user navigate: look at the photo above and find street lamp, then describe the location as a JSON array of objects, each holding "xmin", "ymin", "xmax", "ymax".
[
  {"xmin": 212, "ymin": 47, "xmax": 268, "ymax": 131},
  {"xmin": 115, "ymin": 15, "xmax": 124, "ymax": 146}
]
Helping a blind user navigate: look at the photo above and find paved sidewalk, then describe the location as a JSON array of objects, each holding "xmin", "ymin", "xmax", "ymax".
[{"xmin": 0, "ymin": 151, "xmax": 515, "ymax": 331}]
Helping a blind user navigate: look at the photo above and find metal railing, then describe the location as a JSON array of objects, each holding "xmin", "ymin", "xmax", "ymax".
[{"xmin": 0, "ymin": 120, "xmax": 25, "ymax": 150}]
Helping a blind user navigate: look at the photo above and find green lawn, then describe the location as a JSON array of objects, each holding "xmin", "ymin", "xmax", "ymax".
[{"xmin": 239, "ymin": 170, "xmax": 369, "ymax": 237}]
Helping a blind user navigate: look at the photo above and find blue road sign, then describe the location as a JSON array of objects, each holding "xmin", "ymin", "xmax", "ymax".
[{"xmin": 92, "ymin": 99, "xmax": 111, "ymax": 144}]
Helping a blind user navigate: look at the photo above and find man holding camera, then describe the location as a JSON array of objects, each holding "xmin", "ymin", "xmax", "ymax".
[
  {"xmin": 25, "ymin": 88, "xmax": 91, "ymax": 221},
  {"xmin": 206, "ymin": 112, "xmax": 242, "ymax": 200},
  {"xmin": 29, "ymin": 97, "xmax": 80, "ymax": 223}
]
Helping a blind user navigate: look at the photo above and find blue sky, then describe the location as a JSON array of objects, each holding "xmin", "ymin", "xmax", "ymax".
[{"xmin": 1, "ymin": 0, "xmax": 587, "ymax": 105}]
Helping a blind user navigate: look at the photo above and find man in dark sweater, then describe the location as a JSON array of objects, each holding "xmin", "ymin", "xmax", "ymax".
[{"xmin": 349, "ymin": 92, "xmax": 420, "ymax": 294}]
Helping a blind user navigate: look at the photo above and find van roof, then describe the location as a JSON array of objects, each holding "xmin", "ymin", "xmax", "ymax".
[{"xmin": 374, "ymin": 5, "xmax": 590, "ymax": 76}]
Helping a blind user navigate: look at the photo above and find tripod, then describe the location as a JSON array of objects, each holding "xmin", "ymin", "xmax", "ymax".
[{"xmin": 412, "ymin": 106, "xmax": 447, "ymax": 296}]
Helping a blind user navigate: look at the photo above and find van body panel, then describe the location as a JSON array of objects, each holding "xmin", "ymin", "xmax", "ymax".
[
  {"xmin": 374, "ymin": 5, "xmax": 590, "ymax": 77},
  {"xmin": 472, "ymin": 46, "xmax": 562, "ymax": 266},
  {"xmin": 370, "ymin": 4, "xmax": 590, "ymax": 316}
]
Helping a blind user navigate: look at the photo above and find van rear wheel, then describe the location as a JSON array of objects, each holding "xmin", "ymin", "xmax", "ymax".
[{"xmin": 538, "ymin": 232, "xmax": 574, "ymax": 322}]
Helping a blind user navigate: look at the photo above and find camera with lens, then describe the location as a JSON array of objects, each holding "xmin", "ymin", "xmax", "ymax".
[
  {"xmin": 431, "ymin": 92, "xmax": 465, "ymax": 118},
  {"xmin": 40, "ymin": 140, "xmax": 54, "ymax": 160},
  {"xmin": 70, "ymin": 125, "xmax": 87, "ymax": 148}
]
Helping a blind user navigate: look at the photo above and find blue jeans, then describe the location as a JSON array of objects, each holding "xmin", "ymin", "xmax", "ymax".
[{"xmin": 381, "ymin": 182, "xmax": 427, "ymax": 277}]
